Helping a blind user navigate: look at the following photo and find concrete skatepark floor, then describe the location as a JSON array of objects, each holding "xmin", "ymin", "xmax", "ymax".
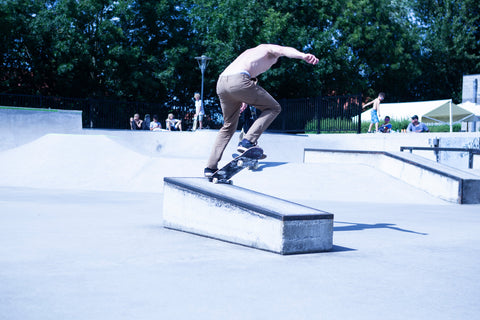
[{"xmin": 1, "ymin": 131, "xmax": 479, "ymax": 320}]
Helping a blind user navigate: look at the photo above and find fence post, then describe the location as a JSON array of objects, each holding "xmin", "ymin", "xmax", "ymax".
[
  {"xmin": 280, "ymin": 99, "xmax": 287, "ymax": 131},
  {"xmin": 316, "ymin": 98, "xmax": 320, "ymax": 134},
  {"xmin": 357, "ymin": 94, "xmax": 362, "ymax": 134},
  {"xmin": 88, "ymin": 99, "xmax": 93, "ymax": 128}
]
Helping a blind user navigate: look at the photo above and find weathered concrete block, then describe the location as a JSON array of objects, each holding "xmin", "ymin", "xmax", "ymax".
[{"xmin": 163, "ymin": 177, "xmax": 333, "ymax": 254}]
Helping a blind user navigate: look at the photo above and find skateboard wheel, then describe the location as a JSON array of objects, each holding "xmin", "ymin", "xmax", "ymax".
[
  {"xmin": 237, "ymin": 160, "xmax": 244, "ymax": 167},
  {"xmin": 253, "ymin": 162, "xmax": 259, "ymax": 170},
  {"xmin": 212, "ymin": 177, "xmax": 219, "ymax": 184}
]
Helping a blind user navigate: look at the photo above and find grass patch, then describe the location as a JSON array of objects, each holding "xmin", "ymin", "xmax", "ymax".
[
  {"xmin": 305, "ymin": 117, "xmax": 463, "ymax": 133},
  {"xmin": 361, "ymin": 120, "xmax": 461, "ymax": 133}
]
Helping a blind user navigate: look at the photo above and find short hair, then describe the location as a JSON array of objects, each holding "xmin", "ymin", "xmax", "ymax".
[{"xmin": 379, "ymin": 92, "xmax": 385, "ymax": 99}]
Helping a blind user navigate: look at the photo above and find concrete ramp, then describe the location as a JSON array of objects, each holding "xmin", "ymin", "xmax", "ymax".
[
  {"xmin": 0, "ymin": 134, "xmax": 205, "ymax": 192},
  {"xmin": 163, "ymin": 177, "xmax": 334, "ymax": 254},
  {"xmin": 0, "ymin": 106, "xmax": 83, "ymax": 151},
  {"xmin": 304, "ymin": 149, "xmax": 480, "ymax": 204}
]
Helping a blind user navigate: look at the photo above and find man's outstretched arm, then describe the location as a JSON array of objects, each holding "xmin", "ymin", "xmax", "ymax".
[{"xmin": 263, "ymin": 44, "xmax": 319, "ymax": 65}]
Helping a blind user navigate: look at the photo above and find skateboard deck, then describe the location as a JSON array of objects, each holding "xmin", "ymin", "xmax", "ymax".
[
  {"xmin": 210, "ymin": 147, "xmax": 264, "ymax": 184},
  {"xmin": 232, "ymin": 152, "xmax": 267, "ymax": 160}
]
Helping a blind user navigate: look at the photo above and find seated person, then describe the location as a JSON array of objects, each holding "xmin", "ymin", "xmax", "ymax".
[
  {"xmin": 407, "ymin": 115, "xmax": 429, "ymax": 132},
  {"xmin": 142, "ymin": 114, "xmax": 151, "ymax": 130},
  {"xmin": 150, "ymin": 115, "xmax": 162, "ymax": 131},
  {"xmin": 130, "ymin": 113, "xmax": 143, "ymax": 130},
  {"xmin": 379, "ymin": 116, "xmax": 392, "ymax": 133},
  {"xmin": 166, "ymin": 113, "xmax": 182, "ymax": 131}
]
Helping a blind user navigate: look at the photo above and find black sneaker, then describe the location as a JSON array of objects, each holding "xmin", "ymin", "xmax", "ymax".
[
  {"xmin": 237, "ymin": 139, "xmax": 255, "ymax": 153},
  {"xmin": 204, "ymin": 167, "xmax": 216, "ymax": 177}
]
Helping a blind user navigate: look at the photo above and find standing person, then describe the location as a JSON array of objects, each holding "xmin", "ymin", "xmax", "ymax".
[
  {"xmin": 239, "ymin": 102, "xmax": 257, "ymax": 141},
  {"xmin": 363, "ymin": 92, "xmax": 385, "ymax": 133},
  {"xmin": 407, "ymin": 115, "xmax": 430, "ymax": 132},
  {"xmin": 193, "ymin": 92, "xmax": 204, "ymax": 130},
  {"xmin": 204, "ymin": 44, "xmax": 319, "ymax": 177}
]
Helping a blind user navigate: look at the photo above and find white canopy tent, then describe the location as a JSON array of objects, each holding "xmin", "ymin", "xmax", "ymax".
[
  {"xmin": 360, "ymin": 99, "xmax": 476, "ymax": 132},
  {"xmin": 458, "ymin": 101, "xmax": 480, "ymax": 116}
]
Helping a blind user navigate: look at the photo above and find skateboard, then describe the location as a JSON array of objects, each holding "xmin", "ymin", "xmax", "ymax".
[
  {"xmin": 209, "ymin": 147, "xmax": 264, "ymax": 184},
  {"xmin": 232, "ymin": 152, "xmax": 267, "ymax": 160},
  {"xmin": 192, "ymin": 117, "xmax": 198, "ymax": 131}
]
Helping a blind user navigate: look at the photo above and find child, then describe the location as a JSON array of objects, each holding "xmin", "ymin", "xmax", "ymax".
[
  {"xmin": 363, "ymin": 92, "xmax": 385, "ymax": 133},
  {"xmin": 193, "ymin": 93, "xmax": 204, "ymax": 130},
  {"xmin": 379, "ymin": 116, "xmax": 392, "ymax": 133}
]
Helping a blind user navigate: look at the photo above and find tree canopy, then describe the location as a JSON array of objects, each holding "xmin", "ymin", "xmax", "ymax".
[{"xmin": 1, "ymin": 0, "xmax": 479, "ymax": 106}]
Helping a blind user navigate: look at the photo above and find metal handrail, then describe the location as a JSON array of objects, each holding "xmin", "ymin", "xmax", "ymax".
[{"xmin": 400, "ymin": 146, "xmax": 480, "ymax": 169}]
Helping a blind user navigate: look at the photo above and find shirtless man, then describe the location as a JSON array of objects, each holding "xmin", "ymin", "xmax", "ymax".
[{"xmin": 204, "ymin": 44, "xmax": 319, "ymax": 177}]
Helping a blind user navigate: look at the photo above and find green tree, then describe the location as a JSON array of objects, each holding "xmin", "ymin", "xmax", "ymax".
[
  {"xmin": 332, "ymin": 0, "xmax": 423, "ymax": 101},
  {"xmin": 413, "ymin": 0, "xmax": 480, "ymax": 103}
]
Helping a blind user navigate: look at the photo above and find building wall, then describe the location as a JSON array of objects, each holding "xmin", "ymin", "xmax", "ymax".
[{"xmin": 462, "ymin": 74, "xmax": 480, "ymax": 104}]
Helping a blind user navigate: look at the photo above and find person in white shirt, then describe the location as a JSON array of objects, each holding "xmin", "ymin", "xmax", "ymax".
[
  {"xmin": 166, "ymin": 113, "xmax": 182, "ymax": 131},
  {"xmin": 194, "ymin": 92, "xmax": 204, "ymax": 130},
  {"xmin": 150, "ymin": 115, "xmax": 162, "ymax": 131}
]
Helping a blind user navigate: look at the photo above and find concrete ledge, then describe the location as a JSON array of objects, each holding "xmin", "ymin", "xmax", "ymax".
[
  {"xmin": 162, "ymin": 177, "xmax": 334, "ymax": 254},
  {"xmin": 304, "ymin": 148, "xmax": 480, "ymax": 204}
]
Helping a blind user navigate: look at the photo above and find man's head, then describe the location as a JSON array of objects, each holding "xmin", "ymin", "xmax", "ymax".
[
  {"xmin": 411, "ymin": 115, "xmax": 419, "ymax": 124},
  {"xmin": 194, "ymin": 93, "xmax": 200, "ymax": 100},
  {"xmin": 153, "ymin": 115, "xmax": 158, "ymax": 121},
  {"xmin": 384, "ymin": 116, "xmax": 390, "ymax": 123},
  {"xmin": 134, "ymin": 113, "xmax": 140, "ymax": 120},
  {"xmin": 378, "ymin": 92, "xmax": 385, "ymax": 101}
]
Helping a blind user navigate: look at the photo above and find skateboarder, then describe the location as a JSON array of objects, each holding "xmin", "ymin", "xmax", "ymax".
[{"xmin": 204, "ymin": 44, "xmax": 319, "ymax": 177}]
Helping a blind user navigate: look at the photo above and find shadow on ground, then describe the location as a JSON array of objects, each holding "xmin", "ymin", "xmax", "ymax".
[{"xmin": 334, "ymin": 221, "xmax": 428, "ymax": 235}]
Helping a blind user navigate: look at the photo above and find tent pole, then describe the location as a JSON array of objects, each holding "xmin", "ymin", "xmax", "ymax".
[{"xmin": 449, "ymin": 99, "xmax": 453, "ymax": 132}]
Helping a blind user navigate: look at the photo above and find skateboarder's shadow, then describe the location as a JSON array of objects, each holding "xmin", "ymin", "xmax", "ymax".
[
  {"xmin": 334, "ymin": 221, "xmax": 428, "ymax": 235},
  {"xmin": 253, "ymin": 161, "xmax": 288, "ymax": 172}
]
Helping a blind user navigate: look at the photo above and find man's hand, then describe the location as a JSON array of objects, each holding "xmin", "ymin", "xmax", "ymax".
[{"xmin": 304, "ymin": 53, "xmax": 319, "ymax": 65}]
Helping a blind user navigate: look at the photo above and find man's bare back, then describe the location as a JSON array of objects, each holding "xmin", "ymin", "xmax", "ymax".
[{"xmin": 221, "ymin": 44, "xmax": 318, "ymax": 78}]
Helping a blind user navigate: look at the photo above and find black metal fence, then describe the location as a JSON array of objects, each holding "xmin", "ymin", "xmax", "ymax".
[
  {"xmin": 0, "ymin": 93, "xmax": 221, "ymax": 130},
  {"xmin": 271, "ymin": 94, "xmax": 363, "ymax": 133},
  {"xmin": 0, "ymin": 93, "xmax": 362, "ymax": 133}
]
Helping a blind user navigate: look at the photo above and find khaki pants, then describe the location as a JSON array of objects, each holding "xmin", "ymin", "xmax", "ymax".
[{"xmin": 206, "ymin": 73, "xmax": 281, "ymax": 169}]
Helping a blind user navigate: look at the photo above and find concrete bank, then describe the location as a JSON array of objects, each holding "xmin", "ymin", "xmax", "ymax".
[
  {"xmin": 304, "ymin": 149, "xmax": 480, "ymax": 204},
  {"xmin": 0, "ymin": 106, "xmax": 83, "ymax": 151}
]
